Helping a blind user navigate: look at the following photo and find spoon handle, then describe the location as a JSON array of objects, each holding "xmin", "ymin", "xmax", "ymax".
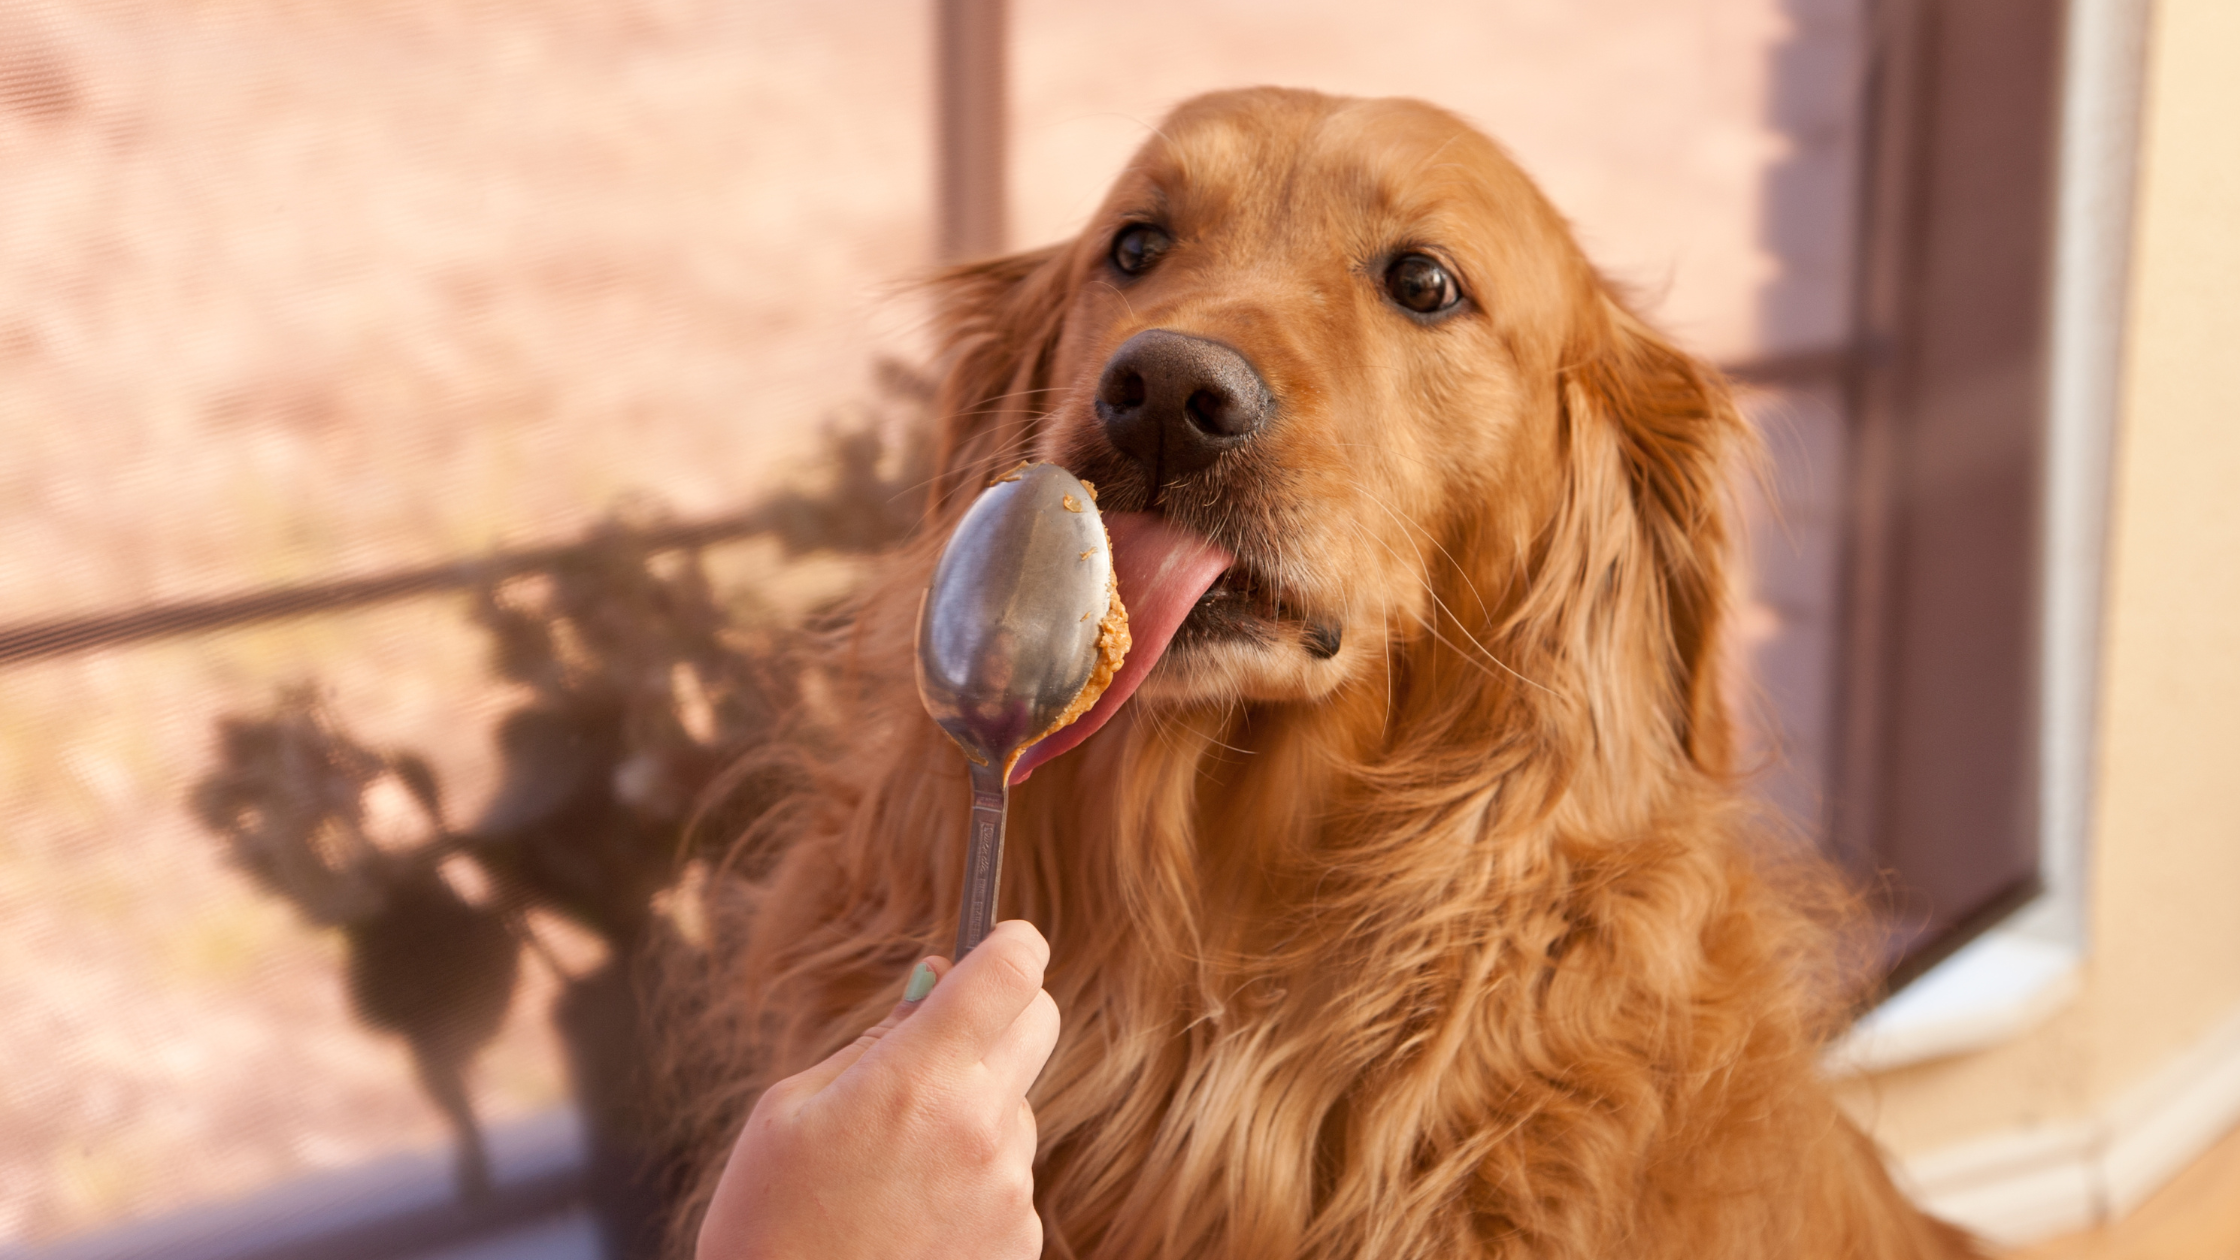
[{"xmin": 953, "ymin": 760, "xmax": 1010, "ymax": 957}]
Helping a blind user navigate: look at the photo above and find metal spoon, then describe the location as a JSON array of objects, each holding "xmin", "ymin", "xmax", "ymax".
[{"xmin": 915, "ymin": 463, "xmax": 1115, "ymax": 957}]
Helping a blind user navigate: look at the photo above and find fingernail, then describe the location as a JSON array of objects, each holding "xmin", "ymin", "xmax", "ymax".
[{"xmin": 904, "ymin": 961, "xmax": 937, "ymax": 1002}]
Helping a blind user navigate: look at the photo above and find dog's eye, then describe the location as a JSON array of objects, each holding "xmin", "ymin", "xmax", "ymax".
[
  {"xmin": 1384, "ymin": 254, "xmax": 1461, "ymax": 315},
  {"xmin": 1110, "ymin": 223, "xmax": 1173, "ymax": 277}
]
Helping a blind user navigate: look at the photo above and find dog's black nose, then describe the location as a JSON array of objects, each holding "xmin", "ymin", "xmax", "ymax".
[{"xmin": 1095, "ymin": 329, "xmax": 1272, "ymax": 490}]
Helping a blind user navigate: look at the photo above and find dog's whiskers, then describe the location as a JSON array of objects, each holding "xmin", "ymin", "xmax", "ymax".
[
  {"xmin": 1327, "ymin": 508, "xmax": 1556, "ymax": 696},
  {"xmin": 1334, "ymin": 474, "xmax": 1499, "ymax": 628},
  {"xmin": 1338, "ymin": 498, "xmax": 1535, "ymax": 689},
  {"xmin": 1089, "ymin": 278, "xmax": 1141, "ymax": 324}
]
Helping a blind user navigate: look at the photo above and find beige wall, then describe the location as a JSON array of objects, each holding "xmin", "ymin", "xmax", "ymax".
[{"xmin": 1837, "ymin": 0, "xmax": 2240, "ymax": 1160}]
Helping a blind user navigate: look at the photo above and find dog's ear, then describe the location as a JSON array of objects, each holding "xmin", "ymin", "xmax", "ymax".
[
  {"xmin": 1550, "ymin": 292, "xmax": 1746, "ymax": 775},
  {"xmin": 923, "ymin": 244, "xmax": 1077, "ymax": 517}
]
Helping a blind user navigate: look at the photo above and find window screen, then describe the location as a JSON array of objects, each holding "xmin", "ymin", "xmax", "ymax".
[
  {"xmin": 1835, "ymin": 0, "xmax": 2062, "ymax": 984},
  {"xmin": 0, "ymin": 0, "xmax": 929, "ymax": 1248}
]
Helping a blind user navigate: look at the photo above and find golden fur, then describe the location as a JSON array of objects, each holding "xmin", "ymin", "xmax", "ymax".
[{"xmin": 668, "ymin": 88, "xmax": 1975, "ymax": 1259}]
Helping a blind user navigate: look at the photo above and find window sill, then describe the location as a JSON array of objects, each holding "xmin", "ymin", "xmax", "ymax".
[
  {"xmin": 13, "ymin": 1109, "xmax": 588, "ymax": 1260},
  {"xmin": 1823, "ymin": 927, "xmax": 2082, "ymax": 1077}
]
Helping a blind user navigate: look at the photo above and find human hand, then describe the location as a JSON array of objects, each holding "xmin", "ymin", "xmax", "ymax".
[{"xmin": 696, "ymin": 919, "xmax": 1061, "ymax": 1260}]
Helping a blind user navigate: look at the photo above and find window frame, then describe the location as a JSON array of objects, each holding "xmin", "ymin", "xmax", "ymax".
[{"xmin": 1827, "ymin": 0, "xmax": 2147, "ymax": 1069}]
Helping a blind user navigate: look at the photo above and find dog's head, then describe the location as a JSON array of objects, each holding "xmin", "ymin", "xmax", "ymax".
[{"xmin": 928, "ymin": 87, "xmax": 1742, "ymax": 787}]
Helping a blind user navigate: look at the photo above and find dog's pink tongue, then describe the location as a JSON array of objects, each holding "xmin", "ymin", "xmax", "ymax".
[{"xmin": 1010, "ymin": 511, "xmax": 1230, "ymax": 784}]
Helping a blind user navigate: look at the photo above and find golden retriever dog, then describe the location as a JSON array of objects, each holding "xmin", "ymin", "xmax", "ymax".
[{"xmin": 669, "ymin": 87, "xmax": 1974, "ymax": 1259}]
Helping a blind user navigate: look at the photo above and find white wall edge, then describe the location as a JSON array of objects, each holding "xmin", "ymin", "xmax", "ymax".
[
  {"xmin": 1823, "ymin": 928, "xmax": 2080, "ymax": 1076},
  {"xmin": 2100, "ymin": 1003, "xmax": 2240, "ymax": 1216},
  {"xmin": 1891, "ymin": 1000, "xmax": 2240, "ymax": 1245},
  {"xmin": 2037, "ymin": 0, "xmax": 2150, "ymax": 945}
]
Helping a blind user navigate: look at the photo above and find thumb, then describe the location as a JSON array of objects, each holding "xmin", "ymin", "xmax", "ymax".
[{"xmin": 783, "ymin": 956, "xmax": 949, "ymax": 1098}]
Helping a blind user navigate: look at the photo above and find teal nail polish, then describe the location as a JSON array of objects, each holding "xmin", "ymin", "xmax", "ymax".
[{"xmin": 904, "ymin": 961, "xmax": 937, "ymax": 1002}]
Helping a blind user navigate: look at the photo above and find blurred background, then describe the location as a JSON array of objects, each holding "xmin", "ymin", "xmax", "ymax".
[{"xmin": 4, "ymin": 0, "xmax": 2234, "ymax": 1257}]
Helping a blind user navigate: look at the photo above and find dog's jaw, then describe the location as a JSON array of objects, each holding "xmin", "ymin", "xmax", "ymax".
[
  {"xmin": 1135, "ymin": 633, "xmax": 1354, "ymax": 706},
  {"xmin": 1147, "ymin": 575, "xmax": 1360, "ymax": 705}
]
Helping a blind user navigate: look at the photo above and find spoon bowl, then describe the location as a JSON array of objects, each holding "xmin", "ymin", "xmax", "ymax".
[{"xmin": 915, "ymin": 463, "xmax": 1117, "ymax": 954}]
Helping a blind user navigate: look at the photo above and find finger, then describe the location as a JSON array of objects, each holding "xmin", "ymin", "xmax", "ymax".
[
  {"xmin": 981, "ymin": 986, "xmax": 1061, "ymax": 1098},
  {"xmin": 902, "ymin": 954, "xmax": 949, "ymax": 1005},
  {"xmin": 783, "ymin": 956, "xmax": 951, "ymax": 1097},
  {"xmin": 884, "ymin": 920, "xmax": 1048, "ymax": 1067}
]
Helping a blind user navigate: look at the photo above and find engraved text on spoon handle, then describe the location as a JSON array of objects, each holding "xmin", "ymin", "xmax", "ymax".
[{"xmin": 953, "ymin": 760, "xmax": 1009, "ymax": 958}]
